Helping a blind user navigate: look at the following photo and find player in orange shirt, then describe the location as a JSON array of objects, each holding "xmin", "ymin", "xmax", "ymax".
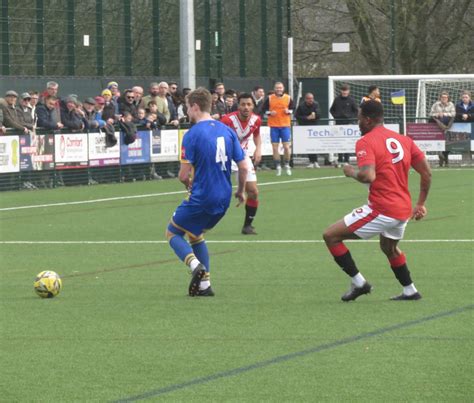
[
  {"xmin": 323, "ymin": 100, "xmax": 432, "ymax": 302},
  {"xmin": 261, "ymin": 82, "xmax": 294, "ymax": 176},
  {"xmin": 221, "ymin": 93, "xmax": 262, "ymax": 235}
]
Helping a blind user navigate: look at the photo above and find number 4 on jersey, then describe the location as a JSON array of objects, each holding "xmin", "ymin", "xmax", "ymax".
[
  {"xmin": 386, "ymin": 138, "xmax": 404, "ymax": 164},
  {"xmin": 216, "ymin": 136, "xmax": 228, "ymax": 170}
]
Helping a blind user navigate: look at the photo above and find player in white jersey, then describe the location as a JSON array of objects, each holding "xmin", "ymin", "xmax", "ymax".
[{"xmin": 221, "ymin": 93, "xmax": 262, "ymax": 235}]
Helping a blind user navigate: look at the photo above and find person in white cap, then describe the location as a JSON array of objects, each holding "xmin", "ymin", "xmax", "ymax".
[{"xmin": 1, "ymin": 91, "xmax": 29, "ymax": 132}]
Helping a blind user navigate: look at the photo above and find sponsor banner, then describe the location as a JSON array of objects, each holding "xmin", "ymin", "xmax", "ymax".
[
  {"xmin": 120, "ymin": 129, "xmax": 151, "ymax": 165},
  {"xmin": 406, "ymin": 123, "xmax": 446, "ymax": 152},
  {"xmin": 150, "ymin": 129, "xmax": 179, "ymax": 162},
  {"xmin": 445, "ymin": 123, "xmax": 471, "ymax": 153},
  {"xmin": 178, "ymin": 129, "xmax": 188, "ymax": 160},
  {"xmin": 407, "ymin": 123, "xmax": 445, "ymax": 140},
  {"xmin": 55, "ymin": 133, "xmax": 88, "ymax": 169},
  {"xmin": 19, "ymin": 133, "xmax": 54, "ymax": 171},
  {"xmin": 471, "ymin": 124, "xmax": 474, "ymax": 151},
  {"xmin": 293, "ymin": 124, "xmax": 399, "ymax": 154},
  {"xmin": 88, "ymin": 131, "xmax": 120, "ymax": 167},
  {"xmin": 0, "ymin": 135, "xmax": 20, "ymax": 173}
]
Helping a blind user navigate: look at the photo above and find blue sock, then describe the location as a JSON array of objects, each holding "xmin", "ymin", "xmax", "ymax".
[
  {"xmin": 191, "ymin": 240, "xmax": 210, "ymax": 273},
  {"xmin": 169, "ymin": 234, "xmax": 194, "ymax": 264}
]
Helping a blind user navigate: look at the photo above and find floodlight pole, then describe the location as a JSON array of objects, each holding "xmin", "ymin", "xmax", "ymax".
[
  {"xmin": 180, "ymin": 0, "xmax": 196, "ymax": 89},
  {"xmin": 288, "ymin": 37, "xmax": 294, "ymax": 100}
]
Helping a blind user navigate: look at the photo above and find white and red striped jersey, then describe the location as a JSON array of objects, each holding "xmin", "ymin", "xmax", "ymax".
[{"xmin": 221, "ymin": 111, "xmax": 261, "ymax": 151}]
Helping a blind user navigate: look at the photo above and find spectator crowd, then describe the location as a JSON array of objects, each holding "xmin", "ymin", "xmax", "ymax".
[
  {"xmin": 0, "ymin": 80, "xmax": 472, "ymax": 172},
  {"xmin": 0, "ymin": 80, "xmax": 276, "ymax": 136}
]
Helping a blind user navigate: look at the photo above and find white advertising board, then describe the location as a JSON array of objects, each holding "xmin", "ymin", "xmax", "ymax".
[
  {"xmin": 0, "ymin": 135, "xmax": 20, "ymax": 173},
  {"xmin": 55, "ymin": 133, "xmax": 88, "ymax": 164},
  {"xmin": 88, "ymin": 131, "xmax": 120, "ymax": 166},
  {"xmin": 293, "ymin": 124, "xmax": 400, "ymax": 154}
]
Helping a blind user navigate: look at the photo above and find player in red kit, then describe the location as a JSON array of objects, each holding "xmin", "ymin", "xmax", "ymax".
[
  {"xmin": 221, "ymin": 93, "xmax": 262, "ymax": 235},
  {"xmin": 323, "ymin": 100, "xmax": 432, "ymax": 301}
]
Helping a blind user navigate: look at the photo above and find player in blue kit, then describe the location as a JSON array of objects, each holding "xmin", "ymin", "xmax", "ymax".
[{"xmin": 166, "ymin": 87, "xmax": 248, "ymax": 297}]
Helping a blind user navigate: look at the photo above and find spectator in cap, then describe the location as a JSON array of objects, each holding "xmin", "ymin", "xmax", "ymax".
[
  {"xmin": 17, "ymin": 93, "xmax": 35, "ymax": 130},
  {"xmin": 93, "ymin": 96, "xmax": 107, "ymax": 125},
  {"xmin": 36, "ymin": 95, "xmax": 63, "ymax": 130},
  {"xmin": 60, "ymin": 95, "xmax": 84, "ymax": 130},
  {"xmin": 1, "ymin": 91, "xmax": 29, "ymax": 132},
  {"xmin": 82, "ymin": 97, "xmax": 105, "ymax": 129},
  {"xmin": 107, "ymin": 81, "xmax": 120, "ymax": 101},
  {"xmin": 101, "ymin": 89, "xmax": 117, "ymax": 123}
]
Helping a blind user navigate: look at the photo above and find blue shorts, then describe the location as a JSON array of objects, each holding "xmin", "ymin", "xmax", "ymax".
[
  {"xmin": 270, "ymin": 127, "xmax": 291, "ymax": 143},
  {"xmin": 168, "ymin": 203, "xmax": 226, "ymax": 237}
]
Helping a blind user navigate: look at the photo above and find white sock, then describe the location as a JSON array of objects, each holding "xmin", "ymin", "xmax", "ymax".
[
  {"xmin": 189, "ymin": 258, "xmax": 200, "ymax": 271},
  {"xmin": 351, "ymin": 273, "xmax": 366, "ymax": 288},
  {"xmin": 200, "ymin": 280, "xmax": 210, "ymax": 290},
  {"xmin": 403, "ymin": 283, "xmax": 418, "ymax": 296},
  {"xmin": 285, "ymin": 163, "xmax": 290, "ymax": 168}
]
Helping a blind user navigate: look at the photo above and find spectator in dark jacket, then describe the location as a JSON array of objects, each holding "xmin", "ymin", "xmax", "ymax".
[
  {"xmin": 329, "ymin": 84, "xmax": 359, "ymax": 165},
  {"xmin": 329, "ymin": 84, "xmax": 359, "ymax": 124},
  {"xmin": 296, "ymin": 92, "xmax": 321, "ymax": 168},
  {"xmin": 36, "ymin": 95, "xmax": 64, "ymax": 130},
  {"xmin": 101, "ymin": 89, "xmax": 116, "ymax": 123},
  {"xmin": 83, "ymin": 98, "xmax": 105, "ymax": 129},
  {"xmin": 118, "ymin": 89, "xmax": 138, "ymax": 118},
  {"xmin": 1, "ymin": 91, "xmax": 29, "ymax": 132},
  {"xmin": 60, "ymin": 96, "xmax": 84, "ymax": 130},
  {"xmin": 455, "ymin": 90, "xmax": 474, "ymax": 122}
]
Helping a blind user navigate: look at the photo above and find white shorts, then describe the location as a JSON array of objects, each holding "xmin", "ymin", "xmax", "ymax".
[
  {"xmin": 343, "ymin": 205, "xmax": 408, "ymax": 240},
  {"xmin": 232, "ymin": 155, "xmax": 257, "ymax": 182}
]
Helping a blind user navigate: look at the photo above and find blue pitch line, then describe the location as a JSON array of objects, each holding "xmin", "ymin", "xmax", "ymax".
[{"xmin": 112, "ymin": 304, "xmax": 473, "ymax": 402}]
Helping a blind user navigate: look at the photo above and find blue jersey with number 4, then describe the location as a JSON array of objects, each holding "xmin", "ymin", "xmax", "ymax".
[{"xmin": 182, "ymin": 120, "xmax": 244, "ymax": 214}]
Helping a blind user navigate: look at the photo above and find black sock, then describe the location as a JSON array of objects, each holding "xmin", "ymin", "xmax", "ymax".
[
  {"xmin": 334, "ymin": 251, "xmax": 359, "ymax": 277},
  {"xmin": 244, "ymin": 204, "xmax": 258, "ymax": 227},
  {"xmin": 391, "ymin": 264, "xmax": 413, "ymax": 286}
]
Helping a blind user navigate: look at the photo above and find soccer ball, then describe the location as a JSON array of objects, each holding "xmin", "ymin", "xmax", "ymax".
[{"xmin": 34, "ymin": 271, "xmax": 62, "ymax": 298}]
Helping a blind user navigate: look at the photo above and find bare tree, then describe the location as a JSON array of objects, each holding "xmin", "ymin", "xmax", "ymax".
[{"xmin": 293, "ymin": 0, "xmax": 474, "ymax": 76}]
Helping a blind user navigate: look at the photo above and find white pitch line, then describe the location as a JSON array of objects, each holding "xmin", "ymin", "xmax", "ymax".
[
  {"xmin": 0, "ymin": 239, "xmax": 472, "ymax": 245},
  {"xmin": 0, "ymin": 176, "xmax": 345, "ymax": 212}
]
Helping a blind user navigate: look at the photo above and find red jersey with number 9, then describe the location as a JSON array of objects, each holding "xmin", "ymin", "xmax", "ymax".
[{"xmin": 355, "ymin": 126, "xmax": 425, "ymax": 220}]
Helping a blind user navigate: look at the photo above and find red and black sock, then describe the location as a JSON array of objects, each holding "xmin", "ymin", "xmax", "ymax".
[
  {"xmin": 244, "ymin": 199, "xmax": 259, "ymax": 227},
  {"xmin": 328, "ymin": 243, "xmax": 359, "ymax": 277},
  {"xmin": 389, "ymin": 253, "xmax": 412, "ymax": 286}
]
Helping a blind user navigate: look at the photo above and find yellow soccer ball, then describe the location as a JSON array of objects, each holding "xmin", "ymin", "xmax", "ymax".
[{"xmin": 34, "ymin": 271, "xmax": 62, "ymax": 298}]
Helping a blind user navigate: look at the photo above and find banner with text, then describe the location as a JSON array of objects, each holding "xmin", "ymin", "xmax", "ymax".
[
  {"xmin": 150, "ymin": 129, "xmax": 179, "ymax": 162},
  {"xmin": 293, "ymin": 124, "xmax": 399, "ymax": 154},
  {"xmin": 406, "ymin": 123, "xmax": 445, "ymax": 152},
  {"xmin": 19, "ymin": 133, "xmax": 54, "ymax": 171},
  {"xmin": 120, "ymin": 130, "xmax": 151, "ymax": 165},
  {"xmin": 88, "ymin": 131, "xmax": 120, "ymax": 167},
  {"xmin": 54, "ymin": 133, "xmax": 88, "ymax": 169},
  {"xmin": 0, "ymin": 135, "xmax": 20, "ymax": 173}
]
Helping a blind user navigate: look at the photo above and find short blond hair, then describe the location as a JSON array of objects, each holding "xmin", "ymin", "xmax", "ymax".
[{"xmin": 186, "ymin": 87, "xmax": 212, "ymax": 113}]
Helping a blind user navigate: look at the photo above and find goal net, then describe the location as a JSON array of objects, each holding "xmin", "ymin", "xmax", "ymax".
[
  {"xmin": 328, "ymin": 75, "xmax": 474, "ymax": 122},
  {"xmin": 417, "ymin": 78, "xmax": 474, "ymax": 119}
]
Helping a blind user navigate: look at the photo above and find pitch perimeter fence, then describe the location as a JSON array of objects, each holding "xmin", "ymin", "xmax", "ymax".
[{"xmin": 1, "ymin": 119, "xmax": 472, "ymax": 192}]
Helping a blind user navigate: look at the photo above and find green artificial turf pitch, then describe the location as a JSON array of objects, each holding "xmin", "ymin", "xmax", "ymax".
[{"xmin": 0, "ymin": 168, "xmax": 473, "ymax": 401}]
